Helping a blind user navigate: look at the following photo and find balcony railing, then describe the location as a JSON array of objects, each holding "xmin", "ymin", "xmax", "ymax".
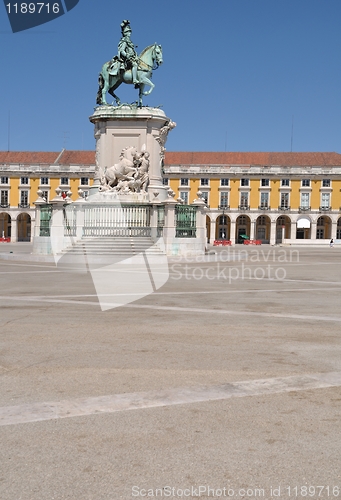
[
  {"xmin": 299, "ymin": 206, "xmax": 311, "ymax": 212},
  {"xmin": 0, "ymin": 203, "xmax": 10, "ymax": 209},
  {"xmin": 18, "ymin": 203, "xmax": 30, "ymax": 209},
  {"xmin": 218, "ymin": 205, "xmax": 230, "ymax": 210},
  {"xmin": 259, "ymin": 205, "xmax": 270, "ymax": 210},
  {"xmin": 319, "ymin": 206, "xmax": 331, "ymax": 212},
  {"xmin": 278, "ymin": 205, "xmax": 290, "ymax": 211},
  {"xmin": 238, "ymin": 205, "xmax": 250, "ymax": 210}
]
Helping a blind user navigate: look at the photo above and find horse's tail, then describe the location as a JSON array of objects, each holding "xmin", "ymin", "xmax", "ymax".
[{"xmin": 96, "ymin": 73, "xmax": 104, "ymax": 105}]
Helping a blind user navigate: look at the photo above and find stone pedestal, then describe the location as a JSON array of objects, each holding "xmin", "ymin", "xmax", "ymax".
[
  {"xmin": 89, "ymin": 106, "xmax": 174, "ymax": 201},
  {"xmin": 32, "ymin": 106, "xmax": 205, "ymax": 258}
]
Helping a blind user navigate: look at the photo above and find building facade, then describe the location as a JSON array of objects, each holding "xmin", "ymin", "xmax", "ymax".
[
  {"xmin": 1, "ymin": 150, "xmax": 341, "ymax": 244},
  {"xmin": 165, "ymin": 152, "xmax": 341, "ymax": 245},
  {"xmin": 0, "ymin": 151, "xmax": 94, "ymax": 242}
]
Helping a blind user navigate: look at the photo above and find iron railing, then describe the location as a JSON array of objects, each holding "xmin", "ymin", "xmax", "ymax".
[
  {"xmin": 39, "ymin": 204, "xmax": 53, "ymax": 237},
  {"xmin": 175, "ymin": 205, "xmax": 197, "ymax": 238},
  {"xmin": 157, "ymin": 205, "xmax": 165, "ymax": 237},
  {"xmin": 83, "ymin": 205, "xmax": 151, "ymax": 238},
  {"xmin": 63, "ymin": 206, "xmax": 77, "ymax": 237}
]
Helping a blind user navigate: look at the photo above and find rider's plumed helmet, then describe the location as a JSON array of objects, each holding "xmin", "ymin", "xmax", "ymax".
[{"xmin": 121, "ymin": 20, "xmax": 132, "ymax": 36}]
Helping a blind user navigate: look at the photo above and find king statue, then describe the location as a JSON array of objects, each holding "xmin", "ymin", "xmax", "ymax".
[
  {"xmin": 117, "ymin": 20, "xmax": 139, "ymax": 86},
  {"xmin": 96, "ymin": 20, "xmax": 163, "ymax": 107}
]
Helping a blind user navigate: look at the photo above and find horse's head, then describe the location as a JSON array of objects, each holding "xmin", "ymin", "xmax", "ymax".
[
  {"xmin": 153, "ymin": 43, "xmax": 163, "ymax": 67},
  {"xmin": 121, "ymin": 146, "xmax": 137, "ymax": 160}
]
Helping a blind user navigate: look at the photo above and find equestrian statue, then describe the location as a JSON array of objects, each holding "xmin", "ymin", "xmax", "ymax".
[{"xmin": 96, "ymin": 20, "xmax": 163, "ymax": 107}]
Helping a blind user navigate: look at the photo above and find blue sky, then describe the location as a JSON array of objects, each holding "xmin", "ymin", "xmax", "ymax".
[{"xmin": 1, "ymin": 0, "xmax": 341, "ymax": 153}]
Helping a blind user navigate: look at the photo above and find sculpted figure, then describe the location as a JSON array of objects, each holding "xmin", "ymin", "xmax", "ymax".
[
  {"xmin": 117, "ymin": 20, "xmax": 139, "ymax": 85},
  {"xmin": 99, "ymin": 146, "xmax": 151, "ymax": 194},
  {"xmin": 156, "ymin": 120, "xmax": 176, "ymax": 162},
  {"xmin": 155, "ymin": 120, "xmax": 176, "ymax": 177},
  {"xmin": 101, "ymin": 146, "xmax": 137, "ymax": 189},
  {"xmin": 134, "ymin": 151, "xmax": 150, "ymax": 192},
  {"xmin": 157, "ymin": 120, "xmax": 177, "ymax": 148}
]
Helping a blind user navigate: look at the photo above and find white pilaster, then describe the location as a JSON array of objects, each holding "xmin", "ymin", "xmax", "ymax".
[
  {"xmin": 230, "ymin": 220, "xmax": 236, "ymax": 245},
  {"xmin": 270, "ymin": 221, "xmax": 276, "ymax": 245},
  {"xmin": 250, "ymin": 219, "xmax": 256, "ymax": 240},
  {"xmin": 331, "ymin": 221, "xmax": 337, "ymax": 239},
  {"xmin": 11, "ymin": 219, "xmax": 17, "ymax": 242},
  {"xmin": 210, "ymin": 219, "xmax": 216, "ymax": 243},
  {"xmin": 311, "ymin": 221, "xmax": 317, "ymax": 240}
]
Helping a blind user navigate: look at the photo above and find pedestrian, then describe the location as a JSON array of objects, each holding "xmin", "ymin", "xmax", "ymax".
[{"xmin": 330, "ymin": 238, "xmax": 334, "ymax": 248}]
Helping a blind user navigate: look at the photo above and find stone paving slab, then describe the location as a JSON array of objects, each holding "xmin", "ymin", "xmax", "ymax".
[{"xmin": 0, "ymin": 247, "xmax": 340, "ymax": 499}]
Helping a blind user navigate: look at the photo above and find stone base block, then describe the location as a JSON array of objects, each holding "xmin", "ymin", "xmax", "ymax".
[{"xmin": 164, "ymin": 237, "xmax": 207, "ymax": 257}]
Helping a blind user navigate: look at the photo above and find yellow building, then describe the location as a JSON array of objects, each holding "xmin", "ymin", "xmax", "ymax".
[
  {"xmin": 164, "ymin": 152, "xmax": 341, "ymax": 244},
  {"xmin": 1, "ymin": 150, "xmax": 341, "ymax": 244},
  {"xmin": 0, "ymin": 150, "xmax": 95, "ymax": 242}
]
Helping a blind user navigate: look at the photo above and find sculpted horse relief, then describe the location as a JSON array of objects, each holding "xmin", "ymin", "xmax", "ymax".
[{"xmin": 100, "ymin": 146, "xmax": 150, "ymax": 194}]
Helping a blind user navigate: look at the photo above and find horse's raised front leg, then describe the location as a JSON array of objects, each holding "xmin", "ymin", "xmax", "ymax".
[{"xmin": 140, "ymin": 77, "xmax": 155, "ymax": 96}]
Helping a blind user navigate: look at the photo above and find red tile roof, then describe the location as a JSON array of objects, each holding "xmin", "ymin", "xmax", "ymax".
[
  {"xmin": 164, "ymin": 152, "xmax": 341, "ymax": 167},
  {"xmin": 0, "ymin": 151, "xmax": 59, "ymax": 164},
  {"xmin": 57, "ymin": 150, "xmax": 96, "ymax": 165},
  {"xmin": 1, "ymin": 150, "xmax": 340, "ymax": 167},
  {"xmin": 0, "ymin": 150, "xmax": 96, "ymax": 166}
]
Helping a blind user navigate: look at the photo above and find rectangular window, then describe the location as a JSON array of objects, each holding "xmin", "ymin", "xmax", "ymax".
[
  {"xmin": 316, "ymin": 229, "xmax": 324, "ymax": 239},
  {"xmin": 300, "ymin": 193, "xmax": 310, "ymax": 208},
  {"xmin": 260, "ymin": 192, "xmax": 269, "ymax": 208},
  {"xmin": 280, "ymin": 192, "xmax": 289, "ymax": 208},
  {"xmin": 281, "ymin": 179, "xmax": 290, "ymax": 186},
  {"xmin": 20, "ymin": 190, "xmax": 29, "ymax": 207},
  {"xmin": 20, "ymin": 177, "xmax": 29, "ymax": 185},
  {"xmin": 302, "ymin": 179, "xmax": 310, "ymax": 187},
  {"xmin": 321, "ymin": 193, "xmax": 330, "ymax": 208},
  {"xmin": 180, "ymin": 191, "xmax": 188, "ymax": 204},
  {"xmin": 0, "ymin": 176, "xmax": 9, "ymax": 184},
  {"xmin": 241, "ymin": 178, "xmax": 249, "ymax": 186},
  {"xmin": 40, "ymin": 177, "xmax": 49, "ymax": 185},
  {"xmin": 322, "ymin": 179, "xmax": 331, "ymax": 187},
  {"xmin": 201, "ymin": 191, "xmax": 209, "ymax": 205},
  {"xmin": 261, "ymin": 179, "xmax": 269, "ymax": 187},
  {"xmin": 200, "ymin": 178, "xmax": 209, "ymax": 186},
  {"xmin": 220, "ymin": 192, "xmax": 229, "ymax": 208},
  {"xmin": 80, "ymin": 177, "xmax": 89, "ymax": 186},
  {"xmin": 221, "ymin": 178, "xmax": 229, "ymax": 186},
  {"xmin": 162, "ymin": 178, "xmax": 169, "ymax": 186},
  {"xmin": 240, "ymin": 192, "xmax": 249, "ymax": 207},
  {"xmin": 180, "ymin": 178, "xmax": 189, "ymax": 186},
  {"xmin": 41, "ymin": 190, "xmax": 49, "ymax": 202},
  {"xmin": 0, "ymin": 190, "xmax": 9, "ymax": 207},
  {"xmin": 60, "ymin": 177, "xmax": 69, "ymax": 185}
]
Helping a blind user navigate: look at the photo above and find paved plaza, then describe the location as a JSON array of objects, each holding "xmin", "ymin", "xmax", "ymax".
[{"xmin": 0, "ymin": 244, "xmax": 340, "ymax": 499}]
